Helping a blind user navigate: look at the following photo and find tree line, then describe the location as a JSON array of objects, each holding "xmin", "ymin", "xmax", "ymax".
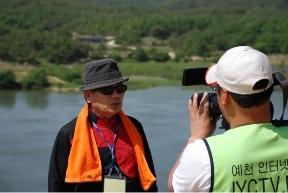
[{"xmin": 0, "ymin": 0, "xmax": 288, "ymax": 65}]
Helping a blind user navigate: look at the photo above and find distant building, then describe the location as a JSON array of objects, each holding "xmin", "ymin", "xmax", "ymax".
[{"xmin": 79, "ymin": 34, "xmax": 105, "ymax": 43}]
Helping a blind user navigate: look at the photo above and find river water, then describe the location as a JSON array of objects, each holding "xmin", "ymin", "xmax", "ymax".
[{"xmin": 0, "ymin": 86, "xmax": 287, "ymax": 191}]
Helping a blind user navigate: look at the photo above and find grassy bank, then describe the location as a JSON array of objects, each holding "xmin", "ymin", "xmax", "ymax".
[
  {"xmin": 1, "ymin": 57, "xmax": 287, "ymax": 92},
  {"xmin": 1, "ymin": 59, "xmax": 213, "ymax": 91},
  {"xmin": 118, "ymin": 59, "xmax": 213, "ymax": 90}
]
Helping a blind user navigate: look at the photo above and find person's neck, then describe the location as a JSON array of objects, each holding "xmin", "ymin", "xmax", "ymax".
[
  {"xmin": 91, "ymin": 109, "xmax": 116, "ymax": 121},
  {"xmin": 229, "ymin": 103, "xmax": 271, "ymax": 129}
]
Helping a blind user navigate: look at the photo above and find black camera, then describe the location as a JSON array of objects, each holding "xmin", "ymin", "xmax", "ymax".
[
  {"xmin": 191, "ymin": 93, "xmax": 221, "ymax": 118},
  {"xmin": 182, "ymin": 67, "xmax": 288, "ymax": 130},
  {"xmin": 182, "ymin": 67, "xmax": 208, "ymax": 86},
  {"xmin": 183, "ymin": 67, "xmax": 222, "ymax": 118}
]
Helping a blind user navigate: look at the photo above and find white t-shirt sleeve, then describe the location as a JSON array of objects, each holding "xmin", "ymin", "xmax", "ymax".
[{"xmin": 172, "ymin": 139, "xmax": 211, "ymax": 192}]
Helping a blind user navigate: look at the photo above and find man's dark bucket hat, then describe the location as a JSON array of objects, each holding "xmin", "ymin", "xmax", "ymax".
[{"xmin": 79, "ymin": 58, "xmax": 129, "ymax": 91}]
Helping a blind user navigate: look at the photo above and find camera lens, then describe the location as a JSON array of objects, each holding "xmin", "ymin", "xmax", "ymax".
[{"xmin": 191, "ymin": 93, "xmax": 222, "ymax": 118}]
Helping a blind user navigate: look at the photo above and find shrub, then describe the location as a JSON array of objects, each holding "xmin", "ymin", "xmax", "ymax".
[
  {"xmin": 147, "ymin": 48, "xmax": 170, "ymax": 62},
  {"xmin": 133, "ymin": 47, "xmax": 149, "ymax": 62},
  {"xmin": 108, "ymin": 52, "xmax": 122, "ymax": 62},
  {"xmin": 0, "ymin": 70, "xmax": 21, "ymax": 89},
  {"xmin": 21, "ymin": 68, "xmax": 49, "ymax": 90}
]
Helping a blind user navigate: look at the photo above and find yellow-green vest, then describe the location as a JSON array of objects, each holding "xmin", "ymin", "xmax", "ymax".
[{"xmin": 204, "ymin": 123, "xmax": 288, "ymax": 192}]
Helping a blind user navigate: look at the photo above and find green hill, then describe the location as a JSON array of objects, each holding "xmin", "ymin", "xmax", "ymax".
[
  {"xmin": 0, "ymin": 0, "xmax": 287, "ymax": 65},
  {"xmin": 0, "ymin": 0, "xmax": 287, "ymax": 90}
]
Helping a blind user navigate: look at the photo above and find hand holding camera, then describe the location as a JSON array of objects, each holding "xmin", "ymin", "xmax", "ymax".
[
  {"xmin": 188, "ymin": 92, "xmax": 219, "ymax": 142},
  {"xmin": 191, "ymin": 92, "xmax": 221, "ymax": 118}
]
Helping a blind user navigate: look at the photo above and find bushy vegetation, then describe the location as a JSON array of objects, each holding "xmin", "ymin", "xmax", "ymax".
[
  {"xmin": 21, "ymin": 69, "xmax": 49, "ymax": 90},
  {"xmin": 0, "ymin": 0, "xmax": 288, "ymax": 65},
  {"xmin": 0, "ymin": 0, "xmax": 288, "ymax": 90},
  {"xmin": 45, "ymin": 64, "xmax": 83, "ymax": 86},
  {"xmin": 0, "ymin": 59, "xmax": 213, "ymax": 90},
  {"xmin": 0, "ymin": 70, "xmax": 21, "ymax": 89}
]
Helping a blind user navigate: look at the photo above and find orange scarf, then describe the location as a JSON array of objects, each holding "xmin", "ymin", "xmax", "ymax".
[{"xmin": 65, "ymin": 103, "xmax": 156, "ymax": 190}]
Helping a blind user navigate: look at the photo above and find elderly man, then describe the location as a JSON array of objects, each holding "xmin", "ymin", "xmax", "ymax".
[{"xmin": 49, "ymin": 58, "xmax": 158, "ymax": 192}]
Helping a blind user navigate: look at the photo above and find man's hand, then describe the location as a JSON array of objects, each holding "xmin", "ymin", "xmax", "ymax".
[{"xmin": 188, "ymin": 92, "xmax": 218, "ymax": 143}]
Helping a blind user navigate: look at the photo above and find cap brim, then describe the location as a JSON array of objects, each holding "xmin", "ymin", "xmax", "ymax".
[
  {"xmin": 205, "ymin": 64, "xmax": 218, "ymax": 86},
  {"xmin": 79, "ymin": 77, "xmax": 129, "ymax": 91}
]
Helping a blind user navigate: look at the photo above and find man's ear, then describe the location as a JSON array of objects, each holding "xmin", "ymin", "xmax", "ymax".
[
  {"xmin": 84, "ymin": 90, "xmax": 91, "ymax": 103},
  {"xmin": 219, "ymin": 88, "xmax": 230, "ymax": 105}
]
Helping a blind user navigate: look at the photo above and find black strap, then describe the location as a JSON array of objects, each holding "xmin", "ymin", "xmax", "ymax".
[{"xmin": 273, "ymin": 72, "xmax": 288, "ymax": 120}]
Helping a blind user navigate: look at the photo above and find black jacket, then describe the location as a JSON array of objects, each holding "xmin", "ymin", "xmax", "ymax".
[{"xmin": 48, "ymin": 110, "xmax": 158, "ymax": 192}]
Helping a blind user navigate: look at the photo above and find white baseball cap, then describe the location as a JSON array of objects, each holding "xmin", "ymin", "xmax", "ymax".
[{"xmin": 205, "ymin": 46, "xmax": 273, "ymax": 94}]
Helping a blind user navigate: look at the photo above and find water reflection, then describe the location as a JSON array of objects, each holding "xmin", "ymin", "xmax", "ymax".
[
  {"xmin": 22, "ymin": 90, "xmax": 49, "ymax": 109},
  {"xmin": 0, "ymin": 90, "xmax": 17, "ymax": 108}
]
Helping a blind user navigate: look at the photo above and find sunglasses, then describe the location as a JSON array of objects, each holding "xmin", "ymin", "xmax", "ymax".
[
  {"xmin": 211, "ymin": 85, "xmax": 221, "ymax": 92},
  {"xmin": 94, "ymin": 84, "xmax": 127, "ymax": 95}
]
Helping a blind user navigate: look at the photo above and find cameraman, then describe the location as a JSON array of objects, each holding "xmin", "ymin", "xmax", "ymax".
[{"xmin": 167, "ymin": 46, "xmax": 288, "ymax": 192}]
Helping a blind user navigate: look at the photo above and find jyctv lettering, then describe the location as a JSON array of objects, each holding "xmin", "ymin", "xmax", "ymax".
[{"xmin": 232, "ymin": 175, "xmax": 288, "ymax": 192}]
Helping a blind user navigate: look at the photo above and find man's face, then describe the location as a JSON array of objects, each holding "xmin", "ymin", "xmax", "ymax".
[{"xmin": 84, "ymin": 84, "xmax": 126, "ymax": 119}]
